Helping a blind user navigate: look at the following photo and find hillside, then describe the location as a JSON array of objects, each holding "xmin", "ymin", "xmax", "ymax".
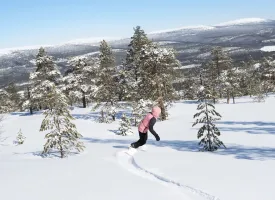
[
  {"xmin": 1, "ymin": 18, "xmax": 275, "ymax": 87},
  {"xmin": 0, "ymin": 94, "xmax": 274, "ymax": 200}
]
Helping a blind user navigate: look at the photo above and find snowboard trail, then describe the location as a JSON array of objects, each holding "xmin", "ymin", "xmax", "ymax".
[{"xmin": 116, "ymin": 150, "xmax": 220, "ymax": 200}]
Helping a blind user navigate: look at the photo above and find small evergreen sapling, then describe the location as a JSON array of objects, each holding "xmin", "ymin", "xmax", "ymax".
[
  {"xmin": 16, "ymin": 129, "xmax": 26, "ymax": 145},
  {"xmin": 40, "ymin": 86, "xmax": 85, "ymax": 158},
  {"xmin": 118, "ymin": 114, "xmax": 134, "ymax": 136},
  {"xmin": 192, "ymin": 86, "xmax": 226, "ymax": 151}
]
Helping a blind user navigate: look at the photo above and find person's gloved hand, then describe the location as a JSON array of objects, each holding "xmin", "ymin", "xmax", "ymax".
[{"xmin": 155, "ymin": 134, "xmax": 160, "ymax": 141}]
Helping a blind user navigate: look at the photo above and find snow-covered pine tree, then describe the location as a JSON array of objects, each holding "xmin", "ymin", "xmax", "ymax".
[
  {"xmin": 40, "ymin": 85, "xmax": 85, "ymax": 158},
  {"xmin": 63, "ymin": 57, "xmax": 99, "ymax": 108},
  {"xmin": 238, "ymin": 56, "xmax": 257, "ymax": 97},
  {"xmin": 126, "ymin": 26, "xmax": 151, "ymax": 81},
  {"xmin": 208, "ymin": 47, "xmax": 233, "ymax": 99},
  {"xmin": 0, "ymin": 89, "xmax": 14, "ymax": 113},
  {"xmin": 28, "ymin": 47, "xmax": 62, "ymax": 111},
  {"xmin": 221, "ymin": 66, "xmax": 241, "ymax": 104},
  {"xmin": 114, "ymin": 64, "xmax": 132, "ymax": 101},
  {"xmin": 252, "ymin": 56, "xmax": 275, "ymax": 101},
  {"xmin": 192, "ymin": 85, "xmax": 226, "ymax": 151},
  {"xmin": 258, "ymin": 57, "xmax": 275, "ymax": 95},
  {"xmin": 5, "ymin": 82, "xmax": 21, "ymax": 111},
  {"xmin": 15, "ymin": 129, "xmax": 26, "ymax": 145},
  {"xmin": 93, "ymin": 40, "xmax": 118, "ymax": 122},
  {"xmin": 138, "ymin": 43, "xmax": 181, "ymax": 120},
  {"xmin": 118, "ymin": 114, "xmax": 134, "ymax": 136}
]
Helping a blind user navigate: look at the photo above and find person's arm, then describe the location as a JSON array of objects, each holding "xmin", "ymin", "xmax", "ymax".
[{"xmin": 148, "ymin": 117, "xmax": 160, "ymax": 141}]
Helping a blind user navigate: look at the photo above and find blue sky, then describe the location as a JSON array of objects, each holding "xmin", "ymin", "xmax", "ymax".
[{"xmin": 1, "ymin": 0, "xmax": 275, "ymax": 48}]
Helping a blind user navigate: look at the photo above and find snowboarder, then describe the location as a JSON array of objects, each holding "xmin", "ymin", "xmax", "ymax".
[{"xmin": 130, "ymin": 106, "xmax": 161, "ymax": 148}]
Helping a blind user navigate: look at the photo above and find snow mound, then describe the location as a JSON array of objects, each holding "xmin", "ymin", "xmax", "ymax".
[
  {"xmin": 260, "ymin": 46, "xmax": 275, "ymax": 52},
  {"xmin": 215, "ymin": 18, "xmax": 268, "ymax": 26}
]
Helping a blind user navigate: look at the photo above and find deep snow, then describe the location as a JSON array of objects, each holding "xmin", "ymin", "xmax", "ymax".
[{"xmin": 1, "ymin": 95, "xmax": 275, "ymax": 200}]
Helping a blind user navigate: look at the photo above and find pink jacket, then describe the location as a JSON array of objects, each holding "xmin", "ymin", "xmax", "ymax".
[{"xmin": 138, "ymin": 106, "xmax": 161, "ymax": 133}]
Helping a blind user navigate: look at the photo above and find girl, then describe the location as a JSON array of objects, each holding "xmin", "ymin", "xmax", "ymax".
[{"xmin": 130, "ymin": 106, "xmax": 161, "ymax": 148}]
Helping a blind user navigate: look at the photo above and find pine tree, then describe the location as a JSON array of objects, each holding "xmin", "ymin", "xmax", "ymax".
[
  {"xmin": 28, "ymin": 47, "xmax": 62, "ymax": 111},
  {"xmin": 126, "ymin": 26, "xmax": 151, "ymax": 82},
  {"xmin": 207, "ymin": 47, "xmax": 233, "ymax": 100},
  {"xmin": 239, "ymin": 56, "xmax": 257, "ymax": 96},
  {"xmin": 0, "ymin": 89, "xmax": 14, "ymax": 113},
  {"xmin": 94, "ymin": 40, "xmax": 118, "ymax": 122},
  {"xmin": 5, "ymin": 82, "xmax": 21, "ymax": 111},
  {"xmin": 40, "ymin": 85, "xmax": 85, "ymax": 158},
  {"xmin": 221, "ymin": 66, "xmax": 241, "ymax": 104},
  {"xmin": 114, "ymin": 64, "xmax": 132, "ymax": 101},
  {"xmin": 192, "ymin": 85, "xmax": 226, "ymax": 151},
  {"xmin": 138, "ymin": 43, "xmax": 181, "ymax": 120},
  {"xmin": 118, "ymin": 114, "xmax": 134, "ymax": 136},
  {"xmin": 15, "ymin": 129, "xmax": 26, "ymax": 145},
  {"xmin": 123, "ymin": 26, "xmax": 152, "ymax": 102},
  {"xmin": 63, "ymin": 57, "xmax": 99, "ymax": 108},
  {"xmin": 252, "ymin": 56, "xmax": 275, "ymax": 101}
]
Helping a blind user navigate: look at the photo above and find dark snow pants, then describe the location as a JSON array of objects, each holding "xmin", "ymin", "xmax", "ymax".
[{"xmin": 131, "ymin": 132, "xmax": 148, "ymax": 148}]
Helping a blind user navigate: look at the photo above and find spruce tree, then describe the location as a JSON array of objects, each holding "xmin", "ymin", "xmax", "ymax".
[
  {"xmin": 40, "ymin": 85, "xmax": 85, "ymax": 158},
  {"xmin": 94, "ymin": 40, "xmax": 118, "ymax": 122},
  {"xmin": 118, "ymin": 114, "xmax": 134, "ymax": 136},
  {"xmin": 138, "ymin": 43, "xmax": 181, "ymax": 120},
  {"xmin": 15, "ymin": 129, "xmax": 26, "ymax": 145},
  {"xmin": 192, "ymin": 85, "xmax": 226, "ymax": 151}
]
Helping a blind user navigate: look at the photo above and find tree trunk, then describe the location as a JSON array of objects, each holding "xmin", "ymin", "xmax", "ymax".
[
  {"xmin": 232, "ymin": 92, "xmax": 235, "ymax": 104},
  {"xmin": 59, "ymin": 136, "xmax": 64, "ymax": 158},
  {"xmin": 111, "ymin": 101, "xmax": 115, "ymax": 121},
  {"xmin": 101, "ymin": 110, "xmax": 104, "ymax": 121},
  {"xmin": 82, "ymin": 93, "xmax": 86, "ymax": 108},
  {"xmin": 27, "ymin": 87, "xmax": 33, "ymax": 115},
  {"xmin": 227, "ymin": 92, "xmax": 230, "ymax": 104},
  {"xmin": 157, "ymin": 97, "xmax": 166, "ymax": 121}
]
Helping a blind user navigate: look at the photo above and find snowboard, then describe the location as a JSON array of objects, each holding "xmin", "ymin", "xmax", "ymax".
[{"xmin": 125, "ymin": 145, "xmax": 147, "ymax": 156}]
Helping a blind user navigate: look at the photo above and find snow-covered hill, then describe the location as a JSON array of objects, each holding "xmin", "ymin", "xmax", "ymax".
[
  {"xmin": 1, "ymin": 18, "xmax": 275, "ymax": 87},
  {"xmin": 0, "ymin": 94, "xmax": 275, "ymax": 200}
]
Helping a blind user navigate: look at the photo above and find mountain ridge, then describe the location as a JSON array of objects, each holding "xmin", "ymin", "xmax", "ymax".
[{"xmin": 1, "ymin": 17, "xmax": 275, "ymax": 88}]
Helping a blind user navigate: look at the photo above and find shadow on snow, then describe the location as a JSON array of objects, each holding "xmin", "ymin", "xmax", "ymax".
[
  {"xmin": 216, "ymin": 121, "xmax": 275, "ymax": 135},
  {"xmin": 82, "ymin": 137, "xmax": 275, "ymax": 161}
]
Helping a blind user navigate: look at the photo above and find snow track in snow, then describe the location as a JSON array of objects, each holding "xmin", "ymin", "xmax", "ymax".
[{"xmin": 116, "ymin": 150, "xmax": 220, "ymax": 200}]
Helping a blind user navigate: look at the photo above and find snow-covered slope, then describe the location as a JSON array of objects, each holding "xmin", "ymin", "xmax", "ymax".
[
  {"xmin": 149, "ymin": 25, "xmax": 215, "ymax": 34},
  {"xmin": 215, "ymin": 18, "xmax": 269, "ymax": 26},
  {"xmin": 1, "ymin": 94, "xmax": 275, "ymax": 200},
  {"xmin": 260, "ymin": 45, "xmax": 275, "ymax": 52}
]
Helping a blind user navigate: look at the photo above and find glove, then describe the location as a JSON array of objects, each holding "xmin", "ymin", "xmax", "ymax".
[{"xmin": 155, "ymin": 134, "xmax": 160, "ymax": 141}]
